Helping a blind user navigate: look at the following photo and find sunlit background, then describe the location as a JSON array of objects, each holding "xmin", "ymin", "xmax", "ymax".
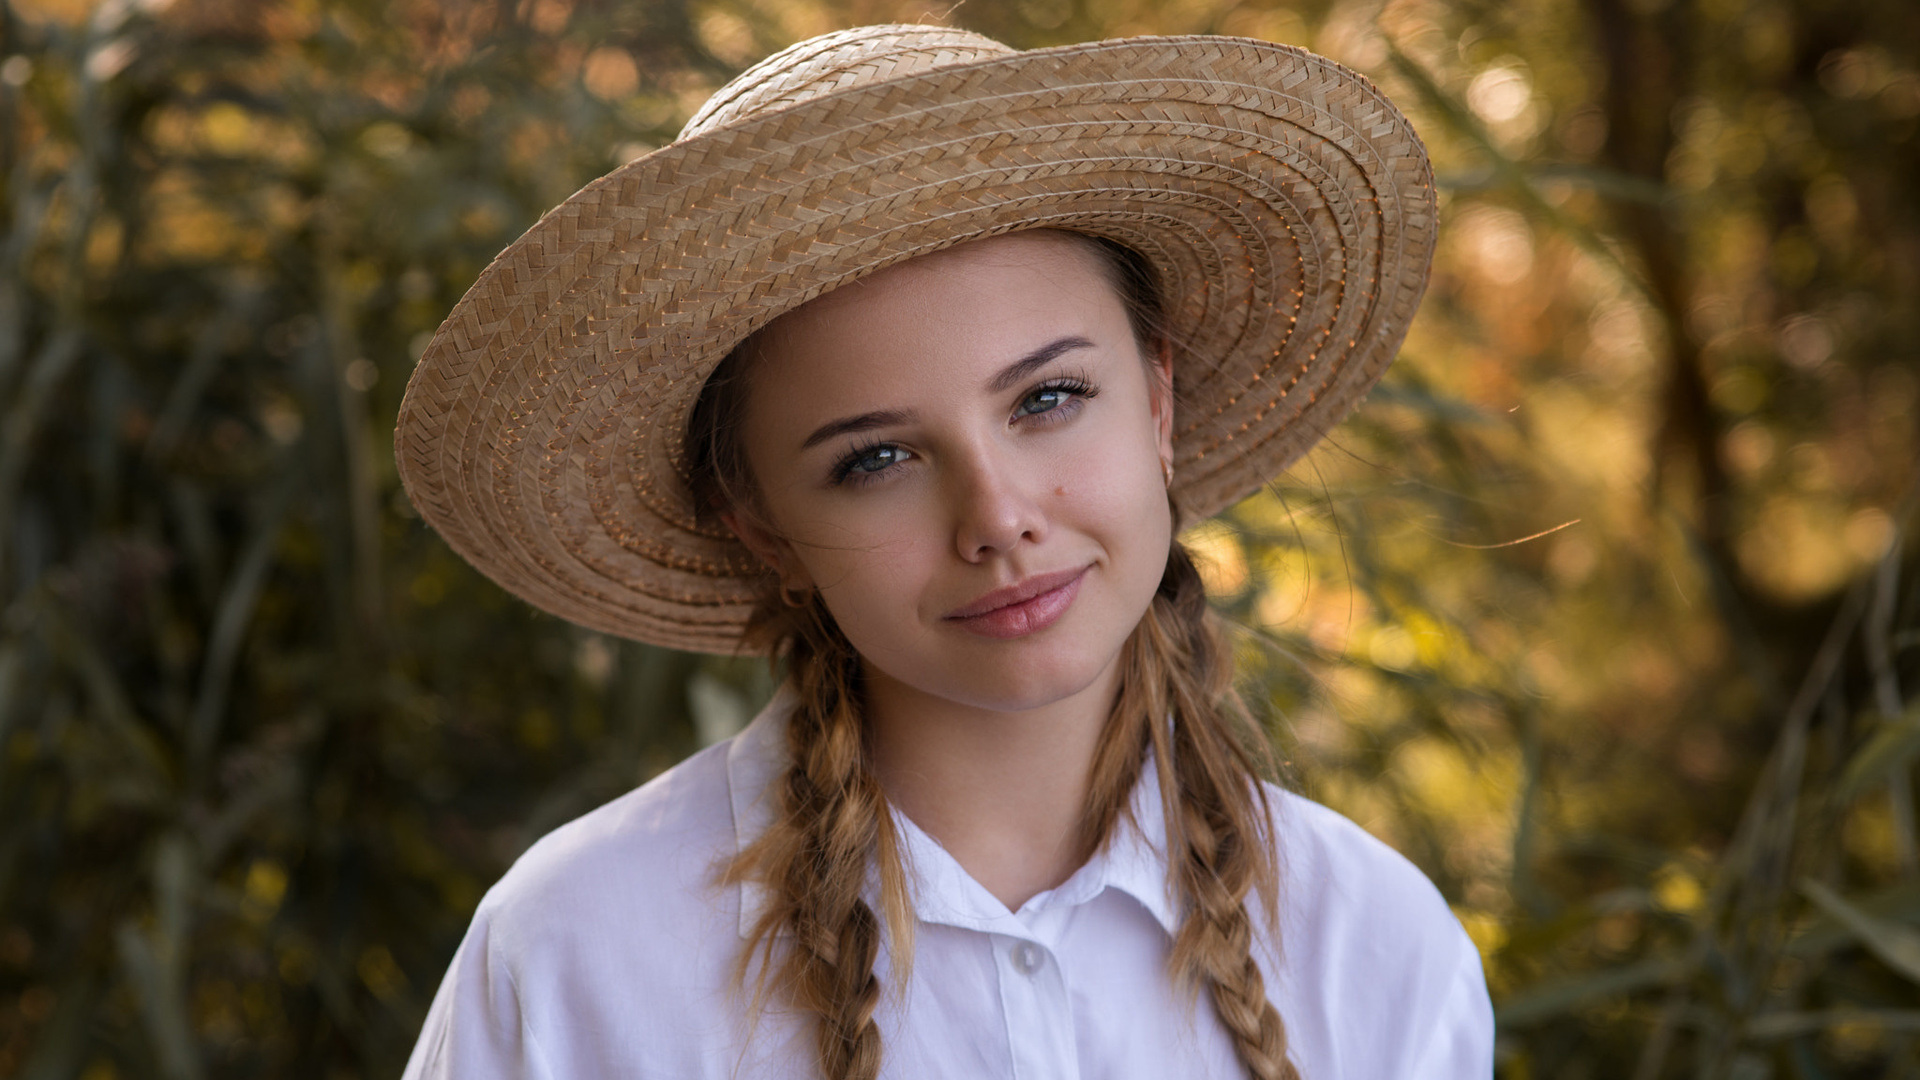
[{"xmin": 1, "ymin": 0, "xmax": 1916, "ymax": 1076}]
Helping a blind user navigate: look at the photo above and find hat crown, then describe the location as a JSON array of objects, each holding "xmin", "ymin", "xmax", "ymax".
[{"xmin": 679, "ymin": 24, "xmax": 1015, "ymax": 140}]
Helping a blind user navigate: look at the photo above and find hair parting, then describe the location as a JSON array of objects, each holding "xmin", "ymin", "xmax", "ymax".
[{"xmin": 690, "ymin": 229, "xmax": 1302, "ymax": 1080}]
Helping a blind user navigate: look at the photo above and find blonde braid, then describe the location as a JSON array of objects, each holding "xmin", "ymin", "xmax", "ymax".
[
  {"xmin": 1168, "ymin": 715, "xmax": 1300, "ymax": 1080},
  {"xmin": 727, "ymin": 596, "xmax": 909, "ymax": 1080},
  {"xmin": 1128, "ymin": 543, "xmax": 1302, "ymax": 1080}
]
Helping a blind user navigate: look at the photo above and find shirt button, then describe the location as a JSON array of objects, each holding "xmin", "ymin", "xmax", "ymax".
[{"xmin": 1010, "ymin": 941, "xmax": 1044, "ymax": 976}]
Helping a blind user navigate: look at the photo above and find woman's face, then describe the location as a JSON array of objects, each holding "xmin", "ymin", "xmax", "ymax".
[{"xmin": 727, "ymin": 231, "xmax": 1174, "ymax": 714}]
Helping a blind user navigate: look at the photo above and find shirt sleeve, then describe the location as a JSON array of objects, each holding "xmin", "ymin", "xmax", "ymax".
[
  {"xmin": 1408, "ymin": 931, "xmax": 1496, "ymax": 1078},
  {"xmin": 402, "ymin": 908, "xmax": 554, "ymax": 1080}
]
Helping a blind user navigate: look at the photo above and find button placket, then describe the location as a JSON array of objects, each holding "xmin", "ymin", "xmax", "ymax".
[{"xmin": 993, "ymin": 934, "xmax": 1078, "ymax": 1080}]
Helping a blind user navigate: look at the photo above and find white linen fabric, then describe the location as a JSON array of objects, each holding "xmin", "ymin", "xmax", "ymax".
[{"xmin": 403, "ymin": 690, "xmax": 1494, "ymax": 1079}]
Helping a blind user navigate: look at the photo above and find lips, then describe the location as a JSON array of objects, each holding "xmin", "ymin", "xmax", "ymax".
[{"xmin": 943, "ymin": 566, "xmax": 1089, "ymax": 639}]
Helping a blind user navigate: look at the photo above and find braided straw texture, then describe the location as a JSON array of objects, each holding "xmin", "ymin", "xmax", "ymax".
[{"xmin": 393, "ymin": 25, "xmax": 1436, "ymax": 653}]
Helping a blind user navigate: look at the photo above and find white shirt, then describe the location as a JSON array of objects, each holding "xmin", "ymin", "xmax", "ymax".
[{"xmin": 404, "ymin": 691, "xmax": 1494, "ymax": 1079}]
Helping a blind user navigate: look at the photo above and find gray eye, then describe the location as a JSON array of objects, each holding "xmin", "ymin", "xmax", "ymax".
[
  {"xmin": 1017, "ymin": 388, "xmax": 1070, "ymax": 416},
  {"xmin": 851, "ymin": 445, "xmax": 907, "ymax": 473}
]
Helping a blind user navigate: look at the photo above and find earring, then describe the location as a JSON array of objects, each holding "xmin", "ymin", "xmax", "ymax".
[
  {"xmin": 779, "ymin": 583, "xmax": 807, "ymax": 609},
  {"xmin": 1161, "ymin": 457, "xmax": 1174, "ymax": 488}
]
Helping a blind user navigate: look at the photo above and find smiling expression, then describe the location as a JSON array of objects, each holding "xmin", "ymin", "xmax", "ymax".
[{"xmin": 726, "ymin": 230, "xmax": 1176, "ymax": 715}]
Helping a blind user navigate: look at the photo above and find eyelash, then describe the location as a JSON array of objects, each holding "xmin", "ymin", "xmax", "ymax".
[
  {"xmin": 831, "ymin": 438, "xmax": 905, "ymax": 487},
  {"xmin": 828, "ymin": 375, "xmax": 1102, "ymax": 487},
  {"xmin": 1016, "ymin": 375, "xmax": 1097, "ymax": 425}
]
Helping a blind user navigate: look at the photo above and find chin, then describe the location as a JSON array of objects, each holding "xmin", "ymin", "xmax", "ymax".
[{"xmin": 903, "ymin": 635, "xmax": 1126, "ymax": 715}]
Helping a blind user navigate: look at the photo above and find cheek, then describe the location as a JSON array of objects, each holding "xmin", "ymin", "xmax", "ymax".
[
  {"xmin": 789, "ymin": 507, "xmax": 942, "ymax": 631},
  {"xmin": 783, "ymin": 496, "xmax": 934, "ymax": 573},
  {"xmin": 1066, "ymin": 440, "xmax": 1173, "ymax": 608},
  {"xmin": 812, "ymin": 559, "xmax": 945, "ymax": 687},
  {"xmin": 1048, "ymin": 426, "xmax": 1171, "ymax": 539}
]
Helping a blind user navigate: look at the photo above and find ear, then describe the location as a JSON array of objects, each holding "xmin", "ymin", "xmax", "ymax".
[
  {"xmin": 718, "ymin": 508, "xmax": 814, "ymax": 591},
  {"xmin": 1147, "ymin": 336, "xmax": 1175, "ymax": 465}
]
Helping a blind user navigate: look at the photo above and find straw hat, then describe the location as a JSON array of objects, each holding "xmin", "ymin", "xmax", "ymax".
[{"xmin": 394, "ymin": 24, "xmax": 1435, "ymax": 654}]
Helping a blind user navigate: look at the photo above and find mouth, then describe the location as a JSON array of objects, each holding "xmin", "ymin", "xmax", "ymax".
[{"xmin": 943, "ymin": 566, "xmax": 1089, "ymax": 640}]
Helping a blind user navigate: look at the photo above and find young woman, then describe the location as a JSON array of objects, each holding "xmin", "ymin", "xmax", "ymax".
[{"xmin": 394, "ymin": 24, "xmax": 1492, "ymax": 1080}]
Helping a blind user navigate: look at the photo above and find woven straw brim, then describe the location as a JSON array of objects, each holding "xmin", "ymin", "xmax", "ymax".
[{"xmin": 394, "ymin": 35, "xmax": 1435, "ymax": 654}]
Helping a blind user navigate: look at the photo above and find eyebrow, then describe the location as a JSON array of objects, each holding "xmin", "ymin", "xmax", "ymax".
[
  {"xmin": 800, "ymin": 407, "xmax": 917, "ymax": 450},
  {"xmin": 988, "ymin": 336, "xmax": 1095, "ymax": 392},
  {"xmin": 798, "ymin": 336, "xmax": 1097, "ymax": 451}
]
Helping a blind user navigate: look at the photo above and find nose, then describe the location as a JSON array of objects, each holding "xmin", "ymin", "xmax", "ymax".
[{"xmin": 950, "ymin": 448, "xmax": 1047, "ymax": 562}]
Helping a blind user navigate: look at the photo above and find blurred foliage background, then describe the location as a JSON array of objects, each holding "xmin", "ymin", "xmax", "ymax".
[{"xmin": 0, "ymin": 0, "xmax": 1915, "ymax": 1076}]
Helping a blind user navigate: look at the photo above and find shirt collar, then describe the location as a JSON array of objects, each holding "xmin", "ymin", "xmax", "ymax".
[{"xmin": 725, "ymin": 687, "xmax": 1180, "ymax": 940}]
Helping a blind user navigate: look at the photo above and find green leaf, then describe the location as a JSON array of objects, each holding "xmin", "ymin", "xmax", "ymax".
[
  {"xmin": 1747, "ymin": 1008, "xmax": 1920, "ymax": 1039},
  {"xmin": 1800, "ymin": 880, "xmax": 1920, "ymax": 985},
  {"xmin": 1495, "ymin": 953, "xmax": 1696, "ymax": 1028},
  {"xmin": 1836, "ymin": 700, "xmax": 1920, "ymax": 804},
  {"xmin": 114, "ymin": 832, "xmax": 205, "ymax": 1080},
  {"xmin": 1787, "ymin": 880, "xmax": 1920, "ymax": 958}
]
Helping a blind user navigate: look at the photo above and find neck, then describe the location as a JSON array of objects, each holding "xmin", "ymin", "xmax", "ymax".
[{"xmin": 863, "ymin": 657, "xmax": 1121, "ymax": 913}]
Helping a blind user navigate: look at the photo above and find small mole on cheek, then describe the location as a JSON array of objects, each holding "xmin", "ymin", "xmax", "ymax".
[{"xmin": 1054, "ymin": 485, "xmax": 1067, "ymax": 497}]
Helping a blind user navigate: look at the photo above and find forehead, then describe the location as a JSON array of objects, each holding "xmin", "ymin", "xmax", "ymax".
[
  {"xmin": 791, "ymin": 229, "xmax": 1110, "ymax": 318},
  {"xmin": 744, "ymin": 230, "xmax": 1125, "ymax": 378}
]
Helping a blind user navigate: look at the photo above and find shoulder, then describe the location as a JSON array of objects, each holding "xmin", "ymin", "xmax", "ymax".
[
  {"xmin": 460, "ymin": 690, "xmax": 800, "ymax": 992},
  {"xmin": 1262, "ymin": 781, "xmax": 1470, "ymax": 964},
  {"xmin": 1260, "ymin": 785, "xmax": 1495, "ymax": 1077},
  {"xmin": 472, "ymin": 737, "xmax": 741, "ymax": 970},
  {"xmin": 403, "ymin": 731, "xmax": 794, "ymax": 1080},
  {"xmin": 1264, "ymin": 785, "xmax": 1459, "ymax": 936},
  {"xmin": 404, "ymin": 698, "xmax": 815, "ymax": 1080}
]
